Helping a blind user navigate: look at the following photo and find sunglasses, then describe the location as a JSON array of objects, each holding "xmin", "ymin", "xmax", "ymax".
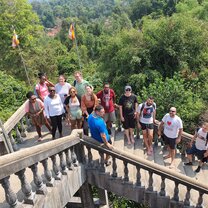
[
  {"xmin": 125, "ymin": 89, "xmax": 131, "ymax": 91},
  {"xmin": 31, "ymin": 98, "xmax": 36, "ymax": 100},
  {"xmin": 50, "ymin": 90, "xmax": 55, "ymax": 92},
  {"xmin": 170, "ymin": 110, "xmax": 176, "ymax": 112}
]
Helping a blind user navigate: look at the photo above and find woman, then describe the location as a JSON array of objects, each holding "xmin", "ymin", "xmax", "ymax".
[
  {"xmin": 25, "ymin": 91, "xmax": 51, "ymax": 141},
  {"xmin": 35, "ymin": 73, "xmax": 54, "ymax": 102},
  {"xmin": 44, "ymin": 87, "xmax": 64, "ymax": 139},
  {"xmin": 64, "ymin": 87, "xmax": 82, "ymax": 131},
  {"xmin": 55, "ymin": 75, "xmax": 71, "ymax": 104},
  {"xmin": 81, "ymin": 85, "xmax": 98, "ymax": 135}
]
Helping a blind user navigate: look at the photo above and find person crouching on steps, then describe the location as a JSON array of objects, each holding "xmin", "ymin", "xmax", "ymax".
[
  {"xmin": 88, "ymin": 105, "xmax": 113, "ymax": 166},
  {"xmin": 25, "ymin": 91, "xmax": 51, "ymax": 141},
  {"xmin": 184, "ymin": 122, "xmax": 208, "ymax": 173}
]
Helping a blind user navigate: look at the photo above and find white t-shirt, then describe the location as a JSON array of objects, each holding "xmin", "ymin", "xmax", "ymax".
[
  {"xmin": 162, "ymin": 113, "xmax": 183, "ymax": 139},
  {"xmin": 137, "ymin": 102, "xmax": 156, "ymax": 124},
  {"xmin": 44, "ymin": 94, "xmax": 64, "ymax": 118},
  {"xmin": 55, "ymin": 82, "xmax": 71, "ymax": 103},
  {"xmin": 195, "ymin": 128, "xmax": 208, "ymax": 150}
]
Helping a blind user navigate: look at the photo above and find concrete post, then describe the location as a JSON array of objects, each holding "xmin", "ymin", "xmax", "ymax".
[
  {"xmin": 79, "ymin": 181, "xmax": 95, "ymax": 208},
  {"xmin": 98, "ymin": 188, "xmax": 109, "ymax": 206}
]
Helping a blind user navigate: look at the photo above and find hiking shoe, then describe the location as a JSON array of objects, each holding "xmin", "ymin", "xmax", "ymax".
[
  {"xmin": 195, "ymin": 166, "xmax": 201, "ymax": 173},
  {"xmin": 184, "ymin": 162, "xmax": 193, "ymax": 166}
]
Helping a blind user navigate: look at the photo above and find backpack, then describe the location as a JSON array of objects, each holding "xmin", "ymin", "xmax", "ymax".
[
  {"xmin": 196, "ymin": 128, "xmax": 208, "ymax": 146},
  {"xmin": 73, "ymin": 80, "xmax": 77, "ymax": 87},
  {"xmin": 140, "ymin": 102, "xmax": 156, "ymax": 113}
]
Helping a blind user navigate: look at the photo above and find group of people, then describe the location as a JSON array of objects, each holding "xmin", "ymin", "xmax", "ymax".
[{"xmin": 25, "ymin": 72, "xmax": 208, "ymax": 172}]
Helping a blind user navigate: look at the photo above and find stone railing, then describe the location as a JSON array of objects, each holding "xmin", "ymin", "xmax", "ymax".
[
  {"xmin": 0, "ymin": 130, "xmax": 85, "ymax": 208},
  {"xmin": 0, "ymin": 101, "xmax": 30, "ymax": 154},
  {"xmin": 81, "ymin": 137, "xmax": 208, "ymax": 208}
]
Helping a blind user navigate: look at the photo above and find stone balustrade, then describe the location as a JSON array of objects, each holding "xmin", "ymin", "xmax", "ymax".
[
  {"xmin": 81, "ymin": 137, "xmax": 208, "ymax": 208},
  {"xmin": 0, "ymin": 130, "xmax": 84, "ymax": 208},
  {"xmin": 0, "ymin": 101, "xmax": 30, "ymax": 154}
]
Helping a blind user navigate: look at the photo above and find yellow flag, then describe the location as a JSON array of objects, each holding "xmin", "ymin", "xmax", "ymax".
[
  {"xmin": 68, "ymin": 24, "xmax": 75, "ymax": 40},
  {"xmin": 12, "ymin": 30, "xmax": 20, "ymax": 48}
]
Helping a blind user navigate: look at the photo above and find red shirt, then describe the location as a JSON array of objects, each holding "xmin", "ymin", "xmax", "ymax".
[{"xmin": 96, "ymin": 89, "xmax": 115, "ymax": 113}]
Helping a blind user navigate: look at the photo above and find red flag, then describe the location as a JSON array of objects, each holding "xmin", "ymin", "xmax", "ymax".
[
  {"xmin": 12, "ymin": 30, "xmax": 20, "ymax": 48},
  {"xmin": 68, "ymin": 24, "xmax": 75, "ymax": 40}
]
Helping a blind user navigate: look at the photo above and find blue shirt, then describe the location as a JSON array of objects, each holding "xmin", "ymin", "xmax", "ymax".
[{"xmin": 88, "ymin": 113, "xmax": 110, "ymax": 143}]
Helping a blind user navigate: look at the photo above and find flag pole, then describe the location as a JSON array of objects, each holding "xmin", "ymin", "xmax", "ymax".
[
  {"xmin": 12, "ymin": 25, "xmax": 32, "ymax": 87},
  {"xmin": 74, "ymin": 36, "xmax": 82, "ymax": 71},
  {"xmin": 70, "ymin": 23, "xmax": 82, "ymax": 71},
  {"xmin": 17, "ymin": 45, "xmax": 32, "ymax": 87}
]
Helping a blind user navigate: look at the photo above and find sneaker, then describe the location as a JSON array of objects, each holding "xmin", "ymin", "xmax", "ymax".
[
  {"xmin": 195, "ymin": 166, "xmax": 201, "ymax": 173},
  {"xmin": 104, "ymin": 161, "xmax": 111, "ymax": 166},
  {"xmin": 38, "ymin": 137, "xmax": 42, "ymax": 142},
  {"xmin": 184, "ymin": 162, "xmax": 193, "ymax": 166}
]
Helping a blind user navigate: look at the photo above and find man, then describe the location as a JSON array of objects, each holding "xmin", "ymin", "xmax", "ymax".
[
  {"xmin": 137, "ymin": 97, "xmax": 156, "ymax": 155},
  {"xmin": 74, "ymin": 71, "xmax": 89, "ymax": 97},
  {"xmin": 158, "ymin": 107, "xmax": 183, "ymax": 168},
  {"xmin": 119, "ymin": 86, "xmax": 138, "ymax": 145},
  {"xmin": 96, "ymin": 82, "xmax": 116, "ymax": 135},
  {"xmin": 184, "ymin": 122, "xmax": 208, "ymax": 173},
  {"xmin": 88, "ymin": 105, "xmax": 113, "ymax": 165}
]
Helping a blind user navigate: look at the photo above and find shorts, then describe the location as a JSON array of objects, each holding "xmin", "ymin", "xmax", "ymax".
[
  {"xmin": 104, "ymin": 111, "xmax": 116, "ymax": 123},
  {"xmin": 163, "ymin": 134, "xmax": 177, "ymax": 149},
  {"xmin": 70, "ymin": 109, "xmax": 82, "ymax": 120},
  {"xmin": 140, "ymin": 122, "xmax": 154, "ymax": 130},
  {"xmin": 122, "ymin": 114, "xmax": 136, "ymax": 129},
  {"xmin": 186, "ymin": 143, "xmax": 206, "ymax": 160}
]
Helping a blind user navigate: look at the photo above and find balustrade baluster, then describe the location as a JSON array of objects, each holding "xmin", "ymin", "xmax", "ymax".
[
  {"xmin": 25, "ymin": 115, "xmax": 32, "ymax": 131},
  {"xmin": 111, "ymin": 157, "xmax": 117, "ymax": 178},
  {"xmin": 87, "ymin": 146, "xmax": 93, "ymax": 167},
  {"xmin": 147, "ymin": 171, "xmax": 153, "ymax": 191},
  {"xmin": 71, "ymin": 146, "xmax": 78, "ymax": 167},
  {"xmin": 59, "ymin": 151, "xmax": 68, "ymax": 174},
  {"xmin": 172, "ymin": 182, "xmax": 179, "ymax": 202},
  {"xmin": 41, "ymin": 159, "xmax": 55, "ymax": 187},
  {"xmin": 8, "ymin": 132, "xmax": 18, "ymax": 151},
  {"xmin": 99, "ymin": 151, "xmax": 105, "ymax": 173},
  {"xmin": 0, "ymin": 177, "xmax": 18, "ymax": 207},
  {"xmin": 184, "ymin": 187, "xmax": 191, "ymax": 206},
  {"xmin": 51, "ymin": 154, "xmax": 62, "ymax": 180},
  {"xmin": 196, "ymin": 192, "xmax": 203, "ymax": 208},
  {"xmin": 29, "ymin": 163, "xmax": 47, "ymax": 195},
  {"xmin": 15, "ymin": 125, "xmax": 24, "ymax": 143},
  {"xmin": 15, "ymin": 169, "xmax": 36, "ymax": 204},
  {"xmin": 65, "ymin": 148, "xmax": 73, "ymax": 170},
  {"xmin": 159, "ymin": 176, "xmax": 166, "ymax": 196},
  {"xmin": 20, "ymin": 118, "xmax": 27, "ymax": 137},
  {"xmin": 123, "ymin": 161, "xmax": 129, "ymax": 182},
  {"xmin": 136, "ymin": 166, "xmax": 141, "ymax": 186}
]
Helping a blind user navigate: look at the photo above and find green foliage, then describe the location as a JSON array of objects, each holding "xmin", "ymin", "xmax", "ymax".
[
  {"xmin": 0, "ymin": 71, "xmax": 29, "ymax": 121},
  {"xmin": 140, "ymin": 74, "xmax": 205, "ymax": 131}
]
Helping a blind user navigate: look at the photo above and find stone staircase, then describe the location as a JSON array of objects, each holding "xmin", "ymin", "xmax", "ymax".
[{"xmin": 110, "ymin": 129, "xmax": 208, "ymax": 207}]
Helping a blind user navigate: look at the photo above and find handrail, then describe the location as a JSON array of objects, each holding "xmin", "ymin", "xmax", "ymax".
[
  {"xmin": 81, "ymin": 137, "xmax": 208, "ymax": 195},
  {"xmin": 0, "ymin": 130, "xmax": 81, "ymax": 180},
  {"xmin": 2, "ymin": 101, "xmax": 27, "ymax": 134}
]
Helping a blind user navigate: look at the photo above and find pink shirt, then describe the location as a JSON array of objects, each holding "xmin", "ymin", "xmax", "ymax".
[
  {"xmin": 25, "ymin": 99, "xmax": 44, "ymax": 113},
  {"xmin": 35, "ymin": 82, "xmax": 49, "ymax": 100}
]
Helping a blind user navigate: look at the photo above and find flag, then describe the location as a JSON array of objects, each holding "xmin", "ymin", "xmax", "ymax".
[
  {"xmin": 68, "ymin": 24, "xmax": 75, "ymax": 40},
  {"xmin": 12, "ymin": 30, "xmax": 20, "ymax": 48}
]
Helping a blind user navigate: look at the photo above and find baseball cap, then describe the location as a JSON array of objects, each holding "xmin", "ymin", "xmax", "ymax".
[{"xmin": 125, "ymin": 85, "xmax": 132, "ymax": 91}]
